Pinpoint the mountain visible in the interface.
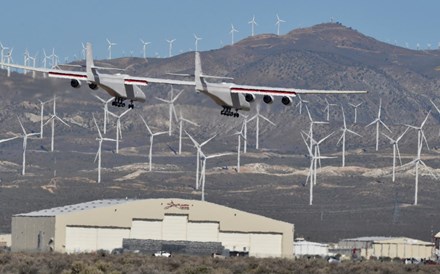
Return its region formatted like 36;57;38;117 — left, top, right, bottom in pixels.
1;23;440;242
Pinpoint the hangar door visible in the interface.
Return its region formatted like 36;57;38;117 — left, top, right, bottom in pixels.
162;215;187;241
65;226;130;253
130;220;162;240
249;233;282;258
187;222;219;242
219;232;250;252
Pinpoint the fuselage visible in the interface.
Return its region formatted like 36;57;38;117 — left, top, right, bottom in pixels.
93;73;146;102
198;81;250;111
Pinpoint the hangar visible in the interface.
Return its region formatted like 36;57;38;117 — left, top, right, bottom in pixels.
12;198;294;258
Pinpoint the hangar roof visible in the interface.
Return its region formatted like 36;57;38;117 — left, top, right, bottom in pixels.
15;199;133;217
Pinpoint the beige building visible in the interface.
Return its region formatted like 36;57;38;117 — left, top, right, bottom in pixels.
12;198;294;258
339;237;434;259
0;234;11;247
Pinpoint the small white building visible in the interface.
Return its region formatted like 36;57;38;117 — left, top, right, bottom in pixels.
294;238;329;258
0;234;11;247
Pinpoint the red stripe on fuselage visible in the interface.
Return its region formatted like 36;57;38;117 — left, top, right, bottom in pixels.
48;72;87;78
125;79;148;85
230;87;296;95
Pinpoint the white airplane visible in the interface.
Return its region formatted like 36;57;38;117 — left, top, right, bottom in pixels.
186;52;367;117
1;43;366;115
0;43;191;109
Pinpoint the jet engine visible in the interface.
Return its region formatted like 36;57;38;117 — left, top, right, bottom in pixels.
70;79;81;88
281;96;293;106
88;83;98;90
263;95;274;104
245;93;256;102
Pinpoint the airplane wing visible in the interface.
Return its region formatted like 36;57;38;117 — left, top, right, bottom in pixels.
229;83;367;97
0;62;88;80
123;76;195;87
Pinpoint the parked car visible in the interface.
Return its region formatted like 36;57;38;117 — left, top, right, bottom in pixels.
404;258;420;265
153;251;171;257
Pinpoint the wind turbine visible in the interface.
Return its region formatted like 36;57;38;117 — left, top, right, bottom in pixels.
337;106;362;167
366;99;391;151
81;42;87;59
242;114;249;153
140;39;151;59
166;39;176;57
16;117;40;175
44;95;70;152
106;38;116;59
275;14;286;35
93;95;113;134
234;122;246;172
305;105;328;150
230;24;238;45
248;15;258;36
93;115;117;183
199;151;233;201
155;88;183;136
405;111;431;154
107;109;131;154
301;132;335;205
323;98;337;121
0;42;8;69
28;53;37;78
185;131;217;190
194;34;202;52
248;104;276;150
348;102;363;124
49;48;59;68
296;94;309;115
139;115;168;172
23;49;30;75
382;127;409;182
6;48;13;77
430;99;440;136
177;110;198;155
38;97;54;139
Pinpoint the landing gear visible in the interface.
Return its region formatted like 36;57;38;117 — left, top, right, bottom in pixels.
220;107;239;118
112;97;134;109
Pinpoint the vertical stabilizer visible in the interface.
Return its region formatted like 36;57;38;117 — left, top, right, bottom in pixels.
86;42;95;81
195;52;203;91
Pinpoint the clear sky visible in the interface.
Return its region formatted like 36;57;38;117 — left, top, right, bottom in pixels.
1;0;439;64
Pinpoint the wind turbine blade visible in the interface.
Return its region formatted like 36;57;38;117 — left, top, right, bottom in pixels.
206;152;234;159
430;99;440;114
93;94;106;103
55;116;70;127
93;115;102;138
201;134;217;147
17;117;26;134
346;129;362;137
379;120;392;132
421;130;430;150
336;133;344;146
0;136;18;144
139;115;152;135
94;148;100;163
120;108;131;117
172;89;184;102
260;115;276;126
396;127;410;142
365;119;379;128
420;111;431;128
155;97;170;104
181;118;199;127
184;130;199;147
107;110;118;118
396;144;403;166
381;132;394;143
154;131;169;136
419;160;437;179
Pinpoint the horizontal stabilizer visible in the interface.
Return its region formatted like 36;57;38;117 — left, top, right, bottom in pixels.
200;74;234;80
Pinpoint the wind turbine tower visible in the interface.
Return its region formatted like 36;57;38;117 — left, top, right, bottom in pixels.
155;88;183;136
140;39;151;59
323;98;337;121
106;38;116;59
186;131;217;190
199;151;233;201
275;14;286;35
382;127;409;182
93;115;117;183
45;96;70;152
38;98;54;139
166;39;176;57
194;34;202;52
17;117;40;175
337;106;361;167
248;15;258;36
107;109;131;154
349;102;363;124
366;99;391;151
139;115;168;172
177;110;198;155
248;104;276;150
230;24;238;45
93;95;113;134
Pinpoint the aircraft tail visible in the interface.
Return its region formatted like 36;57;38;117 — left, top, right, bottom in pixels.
195;52;203;91
86;42;95;81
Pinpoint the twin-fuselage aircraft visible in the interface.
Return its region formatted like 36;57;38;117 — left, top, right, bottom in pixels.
0;43;366;116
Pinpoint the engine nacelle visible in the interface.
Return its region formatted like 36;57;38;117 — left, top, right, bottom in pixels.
263;95;274;104
70;79;81;88
245;93;256;102
88;82;98;90
281;96;293;106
